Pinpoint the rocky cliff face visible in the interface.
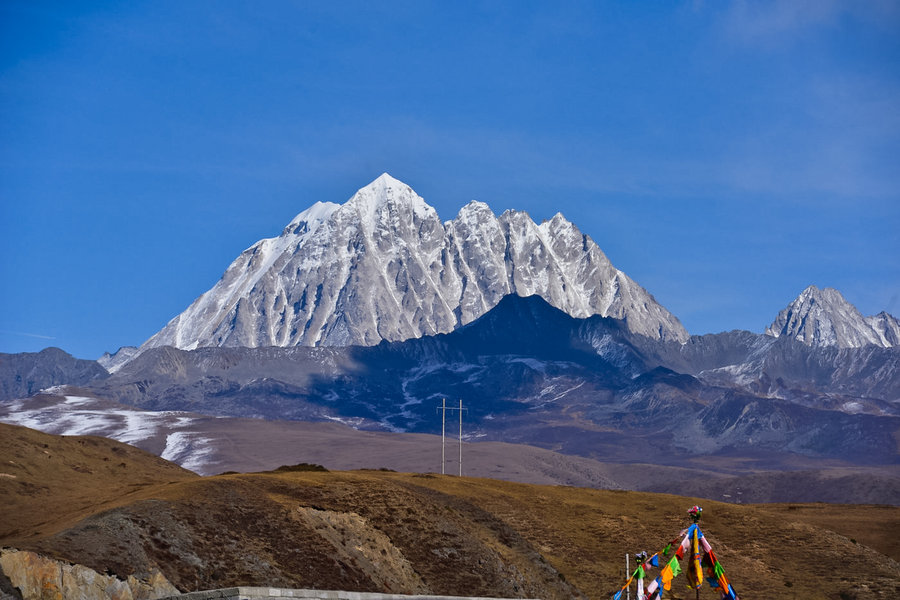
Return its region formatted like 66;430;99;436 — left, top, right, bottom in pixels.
0;549;178;600
139;174;687;358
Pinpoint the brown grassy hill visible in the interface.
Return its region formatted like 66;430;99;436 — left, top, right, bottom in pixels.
2;424;899;599
0;423;196;544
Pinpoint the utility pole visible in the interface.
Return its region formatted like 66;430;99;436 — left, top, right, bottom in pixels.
436;399;467;476
458;398;463;477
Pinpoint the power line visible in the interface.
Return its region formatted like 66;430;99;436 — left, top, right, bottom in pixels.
436;398;467;476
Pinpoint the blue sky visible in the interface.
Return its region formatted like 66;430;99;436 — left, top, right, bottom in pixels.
2;1;899;359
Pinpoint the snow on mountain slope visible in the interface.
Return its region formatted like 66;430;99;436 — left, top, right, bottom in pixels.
867;311;900;347
0;392;216;473
140;173;688;354
766;285;898;348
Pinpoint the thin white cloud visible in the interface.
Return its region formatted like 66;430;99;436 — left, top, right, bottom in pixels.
0;330;56;340
725;0;841;43
722;0;900;46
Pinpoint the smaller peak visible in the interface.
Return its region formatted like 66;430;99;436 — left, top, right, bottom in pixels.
795;285;850;306
457;200;494;217
544;212;576;228
284;201;340;235
498;208;531;220
447;200;496;229
463;199;491;209
293;201;340;223
777;285;856;317
766;285;879;348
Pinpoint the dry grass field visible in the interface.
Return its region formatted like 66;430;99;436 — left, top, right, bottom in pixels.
1;423;898;599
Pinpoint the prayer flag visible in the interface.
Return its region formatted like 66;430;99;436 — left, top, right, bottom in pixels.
646;576;659;597
661;565;673;590
668;556;682;578
714;561;725;579
688;525;703;588
651;577;663;598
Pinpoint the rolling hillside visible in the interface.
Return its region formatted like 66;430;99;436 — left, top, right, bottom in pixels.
2;424;898;599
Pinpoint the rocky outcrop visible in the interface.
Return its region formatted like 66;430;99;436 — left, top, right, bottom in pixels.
0;549;178;600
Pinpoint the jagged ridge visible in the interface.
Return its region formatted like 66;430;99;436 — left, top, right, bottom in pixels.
140;174;688;355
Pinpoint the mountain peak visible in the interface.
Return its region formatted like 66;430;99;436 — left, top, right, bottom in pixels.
357;172;416;198
371;172;406;188
766;285;895;348
454;200;495;225
345;173;434;223
138;175;689;355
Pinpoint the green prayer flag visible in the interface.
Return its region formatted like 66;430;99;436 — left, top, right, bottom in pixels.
662;543;672;556
636;565;645;579
668;556;682;578
714;561;725;578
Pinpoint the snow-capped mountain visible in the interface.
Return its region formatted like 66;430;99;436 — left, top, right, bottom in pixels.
140;174;688;355
766;285;900;348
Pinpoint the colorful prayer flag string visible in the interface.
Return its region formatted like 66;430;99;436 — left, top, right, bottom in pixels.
609;511;740;600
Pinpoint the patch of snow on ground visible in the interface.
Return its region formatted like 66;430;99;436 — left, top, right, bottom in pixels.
322;415;368;429
841;401;864;414
161;431;217;473
0;396;216;474
39;385;67;395
63;396;95;406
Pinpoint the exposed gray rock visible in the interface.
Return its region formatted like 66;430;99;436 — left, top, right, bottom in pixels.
0;347;108;401
766;285;899;348
139;174;688;358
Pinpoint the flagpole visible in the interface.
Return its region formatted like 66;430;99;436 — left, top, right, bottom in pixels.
625;553;630;600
